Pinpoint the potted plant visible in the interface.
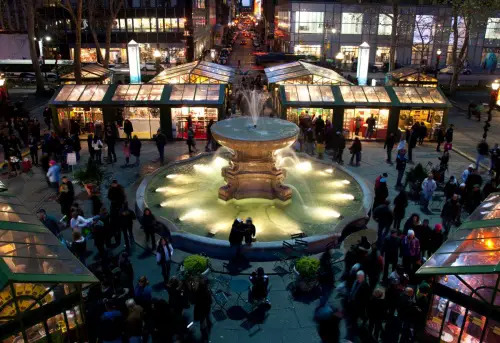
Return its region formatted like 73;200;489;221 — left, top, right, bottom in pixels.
405;163;428;200
293;256;320;292
74;160;104;196
183;254;210;276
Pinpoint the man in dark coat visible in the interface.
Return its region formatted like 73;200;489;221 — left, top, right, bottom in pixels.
229;218;245;259
154;129;167;165
445;124;454;143
373;200;393;249
346;270;371;341
382;230;400;282
337;132;346;164
105;122;117;163
108;180;126;230
384;132;396;164
408;128;418;163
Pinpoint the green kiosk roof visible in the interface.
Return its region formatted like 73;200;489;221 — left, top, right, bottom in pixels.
0;194;98;288
49;83;226;108
280;85;452;108
417;193;500;276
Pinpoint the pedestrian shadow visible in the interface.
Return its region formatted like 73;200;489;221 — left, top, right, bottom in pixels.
226;305;247;320
225;258;251;274
152;281;165;292
286;282;321;304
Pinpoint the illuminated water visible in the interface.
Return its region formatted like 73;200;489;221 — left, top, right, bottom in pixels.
146;152;364;241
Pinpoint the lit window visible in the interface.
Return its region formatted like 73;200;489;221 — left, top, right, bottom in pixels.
294;45;321;58
375;47;391;63
341;13;363;35
485;18;500;39
294;12;324;34
413;15;435;44
378;14;392;36
278;11;290;31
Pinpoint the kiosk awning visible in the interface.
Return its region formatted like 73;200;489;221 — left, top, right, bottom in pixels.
265;61;352;85
149;61;235;84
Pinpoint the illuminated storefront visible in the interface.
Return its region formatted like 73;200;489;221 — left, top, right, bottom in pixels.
265;61;352;86
0;194;98;343
416;192;500;343
386;67;438;87
279;85;450;140
49;83;226;140
71;47;127;64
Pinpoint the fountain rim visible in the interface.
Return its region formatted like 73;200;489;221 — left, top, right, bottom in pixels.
210;116;300;143
136;152;373;261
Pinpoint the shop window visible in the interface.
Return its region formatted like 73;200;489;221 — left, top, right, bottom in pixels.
425;295;447;340
375;47;390;63
485;18;500;39
119;107;160;139
293;45;321;58
398;109;442;139
378;14;392;36
286;108;332;126
343;108;389;140
341;13;363;35
442;301;466;343
58;107;104;138
294;12;324;34
171;107;218;139
278;11;290;31
483;319;500;342
340;46;359;63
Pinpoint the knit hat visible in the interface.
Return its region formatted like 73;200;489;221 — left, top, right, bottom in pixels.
434;223;443;232
49;160;56;166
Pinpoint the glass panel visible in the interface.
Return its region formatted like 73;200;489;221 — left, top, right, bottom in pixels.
195;85;208;101
0;242;69;258
0;230;60;245
207;85;220;101
442;302;465;343
0;285;13;309
462;311;485;342
296;85;310;102
319;86;334;101
429;88;445;104
136;85;152;101
182;85;196;101
125;85;141;101
426;251;499;268
149;85;164;101
374;87;391;102
405;87;423;103
170;85;185;100
308;86;322;102
340;86;355;102
363;87;380;102
393;87;412;103
352;86;368;102
46;313;67;338
285;85;298;102
483;319;500;343
55;85;75;102
425;295;446;340
3;256;86;275
91;85;108;101
0;212;39;224
415;87;435;104
67;85;86;102
112;85;129;101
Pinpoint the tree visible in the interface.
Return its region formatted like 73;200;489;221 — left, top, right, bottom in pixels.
412;14;436;66
20;0;45;95
443;0;499;95
87;0;124;68
61;0;83;84
388;0;399;71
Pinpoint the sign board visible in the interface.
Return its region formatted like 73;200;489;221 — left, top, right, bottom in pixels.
67;152;77;166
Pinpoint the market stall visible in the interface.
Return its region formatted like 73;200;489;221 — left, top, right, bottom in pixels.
49;83;227;140
149;61;235;84
385;67;438;87
279;85;451;140
59;64;112;85
416;192;500;343
0;194;99;343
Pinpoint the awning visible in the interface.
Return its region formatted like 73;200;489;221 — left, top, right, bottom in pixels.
60;64;111;82
149;61;235;84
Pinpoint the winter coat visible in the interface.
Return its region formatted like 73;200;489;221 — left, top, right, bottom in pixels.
130;139;142;156
393;192;408;220
400;236;420;258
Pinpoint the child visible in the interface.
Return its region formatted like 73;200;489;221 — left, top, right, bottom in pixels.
123;140;130;166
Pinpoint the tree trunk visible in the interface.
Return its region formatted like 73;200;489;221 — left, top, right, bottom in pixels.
89;22;104;64
389;1;399;71
5;1;13;31
104;21;113;68
13;0;20;31
24;0;45;94
74;0;83;84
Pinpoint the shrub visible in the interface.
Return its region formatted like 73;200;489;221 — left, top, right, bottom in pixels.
295;256;320;280
183;255;209;275
405;163;428;185
74;160;104;186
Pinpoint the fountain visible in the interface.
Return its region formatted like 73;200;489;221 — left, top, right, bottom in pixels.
211;117;299;201
137;89;371;260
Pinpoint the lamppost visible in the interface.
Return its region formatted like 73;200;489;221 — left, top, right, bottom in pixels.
335;52;344;70
322;20;337;63
357;42;370;86
153;49;162;75
36;36;52;59
488;79;499;121
435;48;442;78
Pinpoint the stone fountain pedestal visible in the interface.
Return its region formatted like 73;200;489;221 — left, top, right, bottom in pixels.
211;117;299;201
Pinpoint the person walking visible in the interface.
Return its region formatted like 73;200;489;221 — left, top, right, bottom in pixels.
156;237;174;285
27;134;39;166
46;160;61;191
367;288;387;341
346;270;370;341
87;134;95;161
382;230;400;283
441;194;461;237
436;126;445;152
408;127;418;163
414;218;432;259
99;300;124;343
349;137;362;166
194;278;213;342
43;107;52;130
71;133;81;162
403;213;420;235
445;124;454;143
205;119;215;152
444;176;458;200
141;208;157;250
337;131;346;164
107;179;126;228
418;122;427;145
119;203;136;250
400;230;421;279
187;126;197;154
124;119;134;141
429;224;445;255
393;190;408;231
365;115;376;139
92;135;103;164
318;249;335;307
124;299;144;343
354;116;362;136
421;173;437;213
384;132;395;164
104;123;117;163
130;135;142;166
373;176;389;210
305;127;315;155
395;149;408;189
154;129;167;165
37;209;61;238
69;230;87;265
244;217;256;245
476;139;489;170
229;218;244;259
122;140;130;166
373;200;393;248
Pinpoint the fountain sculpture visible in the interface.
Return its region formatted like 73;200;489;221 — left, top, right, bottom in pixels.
211;117;299;201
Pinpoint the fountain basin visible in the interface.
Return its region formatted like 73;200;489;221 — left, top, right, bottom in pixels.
211;117;300;201
136;153;372;260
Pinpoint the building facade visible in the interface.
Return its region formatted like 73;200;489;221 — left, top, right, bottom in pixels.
27;0;220;64
274;0;500;69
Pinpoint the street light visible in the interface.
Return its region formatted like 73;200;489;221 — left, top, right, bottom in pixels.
0;74;5;87
435;48;442;77
45;36;51;42
335;51;344;69
153;49;162;74
331;28;337;34
492;80;500;91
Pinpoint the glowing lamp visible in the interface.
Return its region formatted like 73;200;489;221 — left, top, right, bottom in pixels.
335;52;344;60
153;49;161;58
492;80;500;91
357;42;370;86
127;40;141;84
436;49;442;56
